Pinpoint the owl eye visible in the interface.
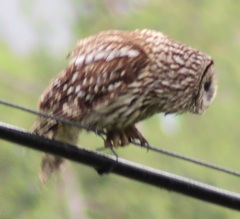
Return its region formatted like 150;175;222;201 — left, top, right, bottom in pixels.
204;81;211;92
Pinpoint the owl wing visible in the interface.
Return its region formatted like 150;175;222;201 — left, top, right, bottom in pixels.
38;35;150;124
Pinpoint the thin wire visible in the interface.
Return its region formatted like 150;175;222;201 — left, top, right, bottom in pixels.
131;141;240;177
1;99;240;178
0;99;104;134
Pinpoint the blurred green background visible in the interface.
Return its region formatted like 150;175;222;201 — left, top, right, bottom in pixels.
0;0;240;218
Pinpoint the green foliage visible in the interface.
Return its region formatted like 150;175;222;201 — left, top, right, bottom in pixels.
1;0;240;218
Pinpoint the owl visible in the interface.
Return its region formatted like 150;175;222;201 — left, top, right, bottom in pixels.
31;29;217;181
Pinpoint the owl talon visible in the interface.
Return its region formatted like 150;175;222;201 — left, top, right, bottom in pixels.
105;130;130;147
113;133;121;147
120;132;130;146
124;126;149;148
105;126;149;148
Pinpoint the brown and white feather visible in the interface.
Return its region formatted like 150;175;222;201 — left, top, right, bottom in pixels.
32;29;217;181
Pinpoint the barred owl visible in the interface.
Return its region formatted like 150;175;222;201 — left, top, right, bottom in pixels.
32;29;217;181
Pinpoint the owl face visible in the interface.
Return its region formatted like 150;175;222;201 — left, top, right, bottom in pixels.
191;60;217;114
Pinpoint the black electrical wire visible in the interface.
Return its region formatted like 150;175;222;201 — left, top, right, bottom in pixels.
1;99;240;178
0;122;240;211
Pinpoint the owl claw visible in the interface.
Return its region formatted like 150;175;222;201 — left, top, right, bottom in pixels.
105;126;149;149
121;132;129;146
105;130;130;148
113;133;121;147
125;126;149;149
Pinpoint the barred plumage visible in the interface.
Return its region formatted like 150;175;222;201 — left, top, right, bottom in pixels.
32;29;217;181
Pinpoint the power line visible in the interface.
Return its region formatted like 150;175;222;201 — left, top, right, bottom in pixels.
0;99;100;133
1;99;240;178
132;141;240;177
0;122;240;211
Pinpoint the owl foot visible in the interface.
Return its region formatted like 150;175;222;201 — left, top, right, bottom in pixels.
105;126;149;148
124;126;149;148
105;129;129;147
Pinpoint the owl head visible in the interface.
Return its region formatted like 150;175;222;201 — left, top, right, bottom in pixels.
191;60;217;114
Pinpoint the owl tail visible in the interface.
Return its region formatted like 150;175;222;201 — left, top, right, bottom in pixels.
31;117;80;183
40;153;64;183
